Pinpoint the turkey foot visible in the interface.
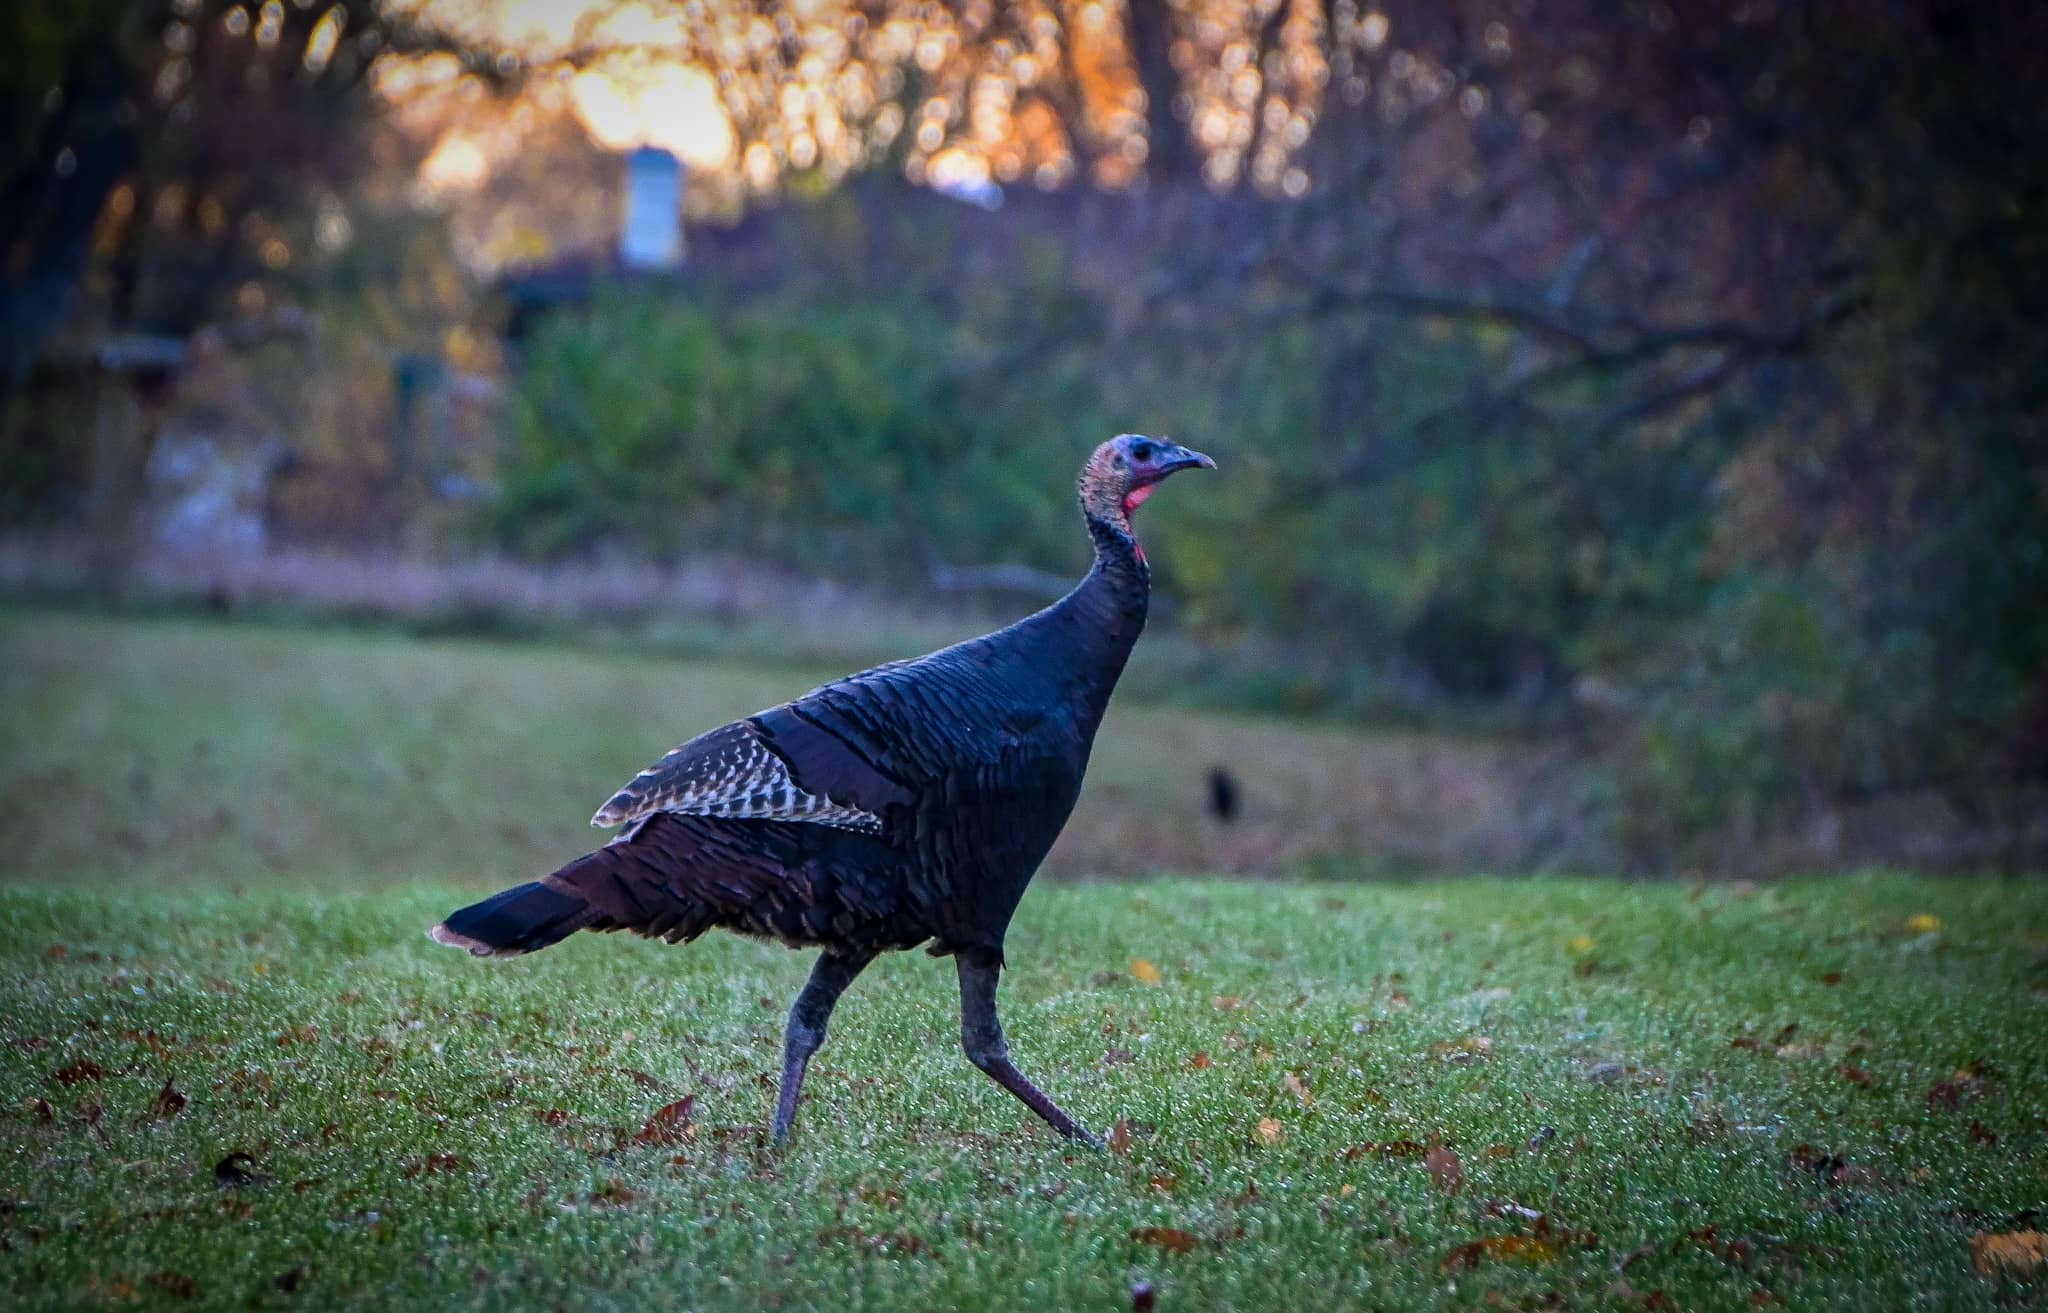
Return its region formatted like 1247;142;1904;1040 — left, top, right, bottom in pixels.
958;957;1106;1150
772;951;871;1142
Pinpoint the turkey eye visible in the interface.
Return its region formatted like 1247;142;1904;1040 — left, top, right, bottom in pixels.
1130;440;1156;462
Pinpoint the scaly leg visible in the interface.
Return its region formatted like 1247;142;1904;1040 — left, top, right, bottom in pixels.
773;951;871;1142
957;956;1104;1149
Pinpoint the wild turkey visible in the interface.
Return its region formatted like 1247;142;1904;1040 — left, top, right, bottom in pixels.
432;435;1214;1146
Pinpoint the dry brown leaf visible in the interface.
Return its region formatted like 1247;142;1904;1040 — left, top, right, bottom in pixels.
151;1077;187;1117
1970;1230;2046;1275
1283;1070;1313;1107
1255;1117;1284;1147
1131;1226;1200;1254
590;1179;638;1206
1440;1234;1559;1270
146;1271;199;1299
1130;958;1163;986
1186;1051;1213;1071
1107;1117;1133;1154
1425;1145;1464;1193
633;1095;695;1146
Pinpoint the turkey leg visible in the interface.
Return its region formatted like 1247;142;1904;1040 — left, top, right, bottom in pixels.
957;957;1105;1149
773;951;871;1141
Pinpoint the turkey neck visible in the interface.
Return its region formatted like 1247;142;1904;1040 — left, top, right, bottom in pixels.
1045;508;1150;714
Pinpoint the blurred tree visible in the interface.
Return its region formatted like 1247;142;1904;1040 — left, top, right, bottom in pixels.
3;0;2040;864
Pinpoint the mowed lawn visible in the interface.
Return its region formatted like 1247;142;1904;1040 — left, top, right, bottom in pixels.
2;880;2045;1311
1;609;2045;1311
0;609;1538;885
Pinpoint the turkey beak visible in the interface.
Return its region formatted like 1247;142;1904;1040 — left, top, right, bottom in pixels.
1160;445;1216;475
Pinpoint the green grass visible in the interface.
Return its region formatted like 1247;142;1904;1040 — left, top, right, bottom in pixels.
3;610;2045;1309
0;608;1536;884
2;878;2044;1311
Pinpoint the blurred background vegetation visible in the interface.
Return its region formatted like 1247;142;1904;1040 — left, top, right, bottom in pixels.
2;0;2042;875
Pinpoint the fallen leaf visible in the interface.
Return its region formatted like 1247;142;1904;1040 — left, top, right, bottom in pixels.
1838;1063;1874;1087
1187;1051;1213;1071
1130;958;1163;986
1820;971;1844;986
1108;1117;1133;1154
1566;935;1595;955
1968;1120;1999;1146
590;1179;637;1206
147;1271;199;1299
1970;1231;2046;1276
51;1060;104;1086
1425;1146;1464;1194
536;1108;569;1126
1131;1226;1200;1254
1440;1234;1558;1270
619;1068;664;1090
152;1077;187;1118
1284;1070;1313;1107
402;1152;465;1177
1255;1117;1284;1147
1904;913;1943;935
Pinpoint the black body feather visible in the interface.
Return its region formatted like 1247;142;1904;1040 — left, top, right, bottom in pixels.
432;435;1212;1145
436;494;1151;966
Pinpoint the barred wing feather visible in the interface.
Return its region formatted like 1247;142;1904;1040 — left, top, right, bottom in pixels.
590;711;914;835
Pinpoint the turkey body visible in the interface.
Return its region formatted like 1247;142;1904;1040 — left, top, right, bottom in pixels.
556;574;1140;964
433;434;1212;1145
